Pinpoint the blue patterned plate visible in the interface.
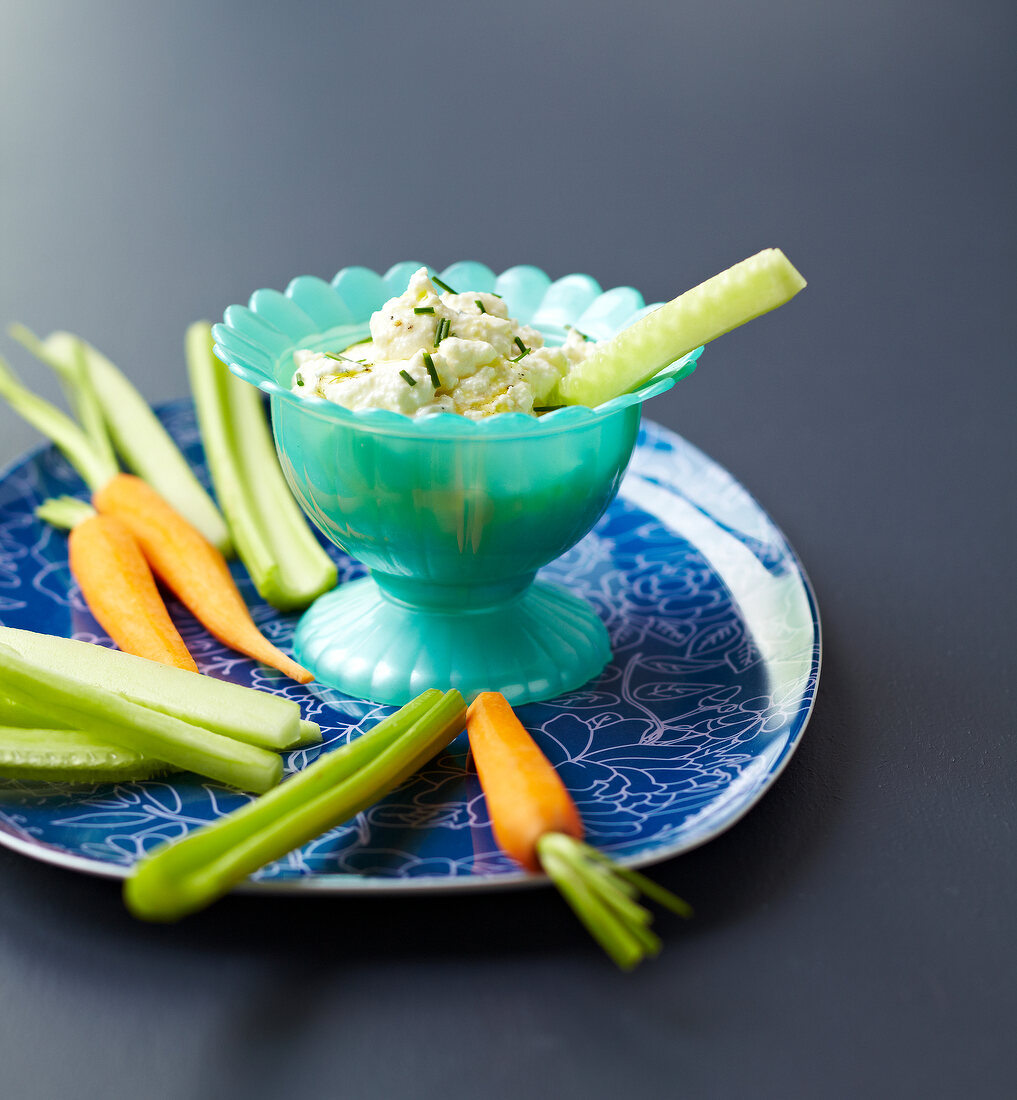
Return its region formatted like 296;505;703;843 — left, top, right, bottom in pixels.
0;404;820;893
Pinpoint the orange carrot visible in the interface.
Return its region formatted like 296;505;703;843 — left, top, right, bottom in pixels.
466;692;691;970
466;691;582;870
93;474;312;684
68;512;199;672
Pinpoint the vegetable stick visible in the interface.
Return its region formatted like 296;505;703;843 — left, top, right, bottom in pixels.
0;641;283;793
0;660;317;781
7;325;119;477
0;726;169;783
467;692;691;969
93;474;312;684
186;321;336;611
0;627;305;750
0;353;117;492
10;325;232;554
465;691;582;871
125;689;465;920
295;720;323;747
559;248;806;408
36;496;198;672
0;677;171;782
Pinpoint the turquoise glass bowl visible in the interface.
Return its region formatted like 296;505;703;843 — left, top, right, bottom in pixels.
212;261;700;705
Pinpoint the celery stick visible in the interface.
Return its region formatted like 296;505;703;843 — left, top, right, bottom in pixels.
0;627;303;750
559;248;807;408
125;689;465;920
8;325;119;476
35;495;95;529
36;331;232;555
295;719;323;747
0;641;282;793
0;355;117;492
0;726;169;783
186;322;336;611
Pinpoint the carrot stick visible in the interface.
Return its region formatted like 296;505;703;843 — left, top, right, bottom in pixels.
93;473;312;684
74;516;198;672
36;497;197;671
466;691;582;871
466;692;691;969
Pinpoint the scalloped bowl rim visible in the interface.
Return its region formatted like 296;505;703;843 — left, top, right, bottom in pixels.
212;262;702;440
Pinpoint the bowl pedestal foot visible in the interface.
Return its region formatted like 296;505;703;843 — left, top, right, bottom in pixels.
293;573;611;706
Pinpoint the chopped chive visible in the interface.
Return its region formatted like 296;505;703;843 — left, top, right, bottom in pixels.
431;275;457;295
413;306;435;315
399;369;417;386
323;352;362;365
296;378;305;386
422;351;441;389
533;404;564;413
474;299;486;314
434;317;452;347
489;292;502;298
513;336;528;355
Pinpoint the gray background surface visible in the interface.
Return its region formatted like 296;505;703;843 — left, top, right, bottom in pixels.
1;1;1015;1098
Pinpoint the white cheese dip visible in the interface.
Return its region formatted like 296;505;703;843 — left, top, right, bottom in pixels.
291;267;594;418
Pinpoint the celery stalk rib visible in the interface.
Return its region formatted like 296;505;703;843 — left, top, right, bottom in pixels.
125;689;465;920
39;332;232;555
185;322;336;611
0;641;282;793
0;355;117;492
225;350;337;606
7;325;119;476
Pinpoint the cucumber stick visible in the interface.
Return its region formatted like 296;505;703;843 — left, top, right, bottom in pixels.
0;689;169;783
35;331;232;555
0;641;282;793
296;720;323;747
0;706;318;781
559;248;807;408
0;726;169;783
125;689;466;920
0;627;307;751
185;322;336;611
